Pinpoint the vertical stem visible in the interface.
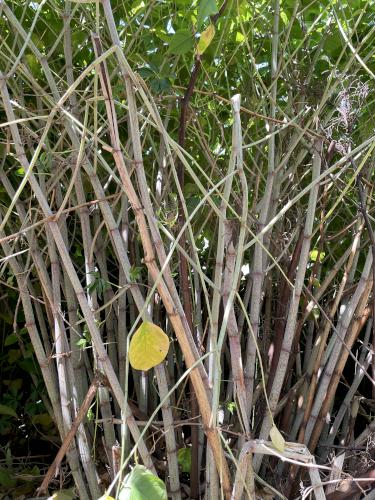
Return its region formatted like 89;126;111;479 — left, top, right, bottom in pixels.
255;139;322;471
245;0;280;415
0;73;155;473
91;30;231;496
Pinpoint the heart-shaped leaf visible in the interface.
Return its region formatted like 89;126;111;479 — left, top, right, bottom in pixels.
129;322;169;371
168;30;194;55
119;465;167;500
197;0;218;29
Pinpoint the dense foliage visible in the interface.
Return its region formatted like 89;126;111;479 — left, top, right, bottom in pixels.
0;0;374;498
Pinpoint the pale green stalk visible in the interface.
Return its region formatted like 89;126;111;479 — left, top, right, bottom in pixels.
91;32;181;495
0;74;155;472
206;86;241;498
245;0;279;414
255;139;322;470
102;4;211;394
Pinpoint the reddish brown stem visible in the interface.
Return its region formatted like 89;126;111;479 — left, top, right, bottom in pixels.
176;4;228;496
177;69;200;494
308;306;371;454
267;227;304;392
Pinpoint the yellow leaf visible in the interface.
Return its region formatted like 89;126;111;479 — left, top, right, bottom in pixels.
196;24;215;56
129;322;169;371
236;32;245;43
97;496;115;500
270;425;285;452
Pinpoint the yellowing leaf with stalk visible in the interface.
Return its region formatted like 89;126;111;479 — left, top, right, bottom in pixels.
196;24;215;56
129;322;169;371
270;424;285;452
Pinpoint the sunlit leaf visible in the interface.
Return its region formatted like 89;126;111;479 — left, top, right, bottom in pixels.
196;24;215;55
309;249;325;262
236;31;245;43
226;401;236;414
280;11;289;25
129;322;169;371
119;465;167;500
270;425;285;452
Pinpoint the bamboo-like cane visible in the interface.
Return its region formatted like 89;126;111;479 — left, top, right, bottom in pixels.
245;0;280;416
0;73;155;473
91;32;181;500
206;87;240;497
222;242;250;437
308;285;372;453
304;250;373;446
255;139;322;471
326;318;373;448
90;27;232;496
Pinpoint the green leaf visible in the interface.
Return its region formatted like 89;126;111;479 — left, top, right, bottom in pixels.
32;413;53;427
0;404;17;418
87;407;95;421
309;305;320;321
119;465;167;500
0;312;13;324
197;0;218;29
15;167;25;177
312;277;321;288
24;53;40;77
0;468;16;488
168;30;194;55
280;11;289;25
129;322;169;371
4;333;18;346
129;265;143;282
19;358;36;373
196;24;215;55
270;424;285;452
226;401;236;415
76;338;87;348
236;31;245;43
7;349;21;364
309;249;318;261
3;379;23;391
29;465;40;476
178;448;192;473
150;77;171;93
